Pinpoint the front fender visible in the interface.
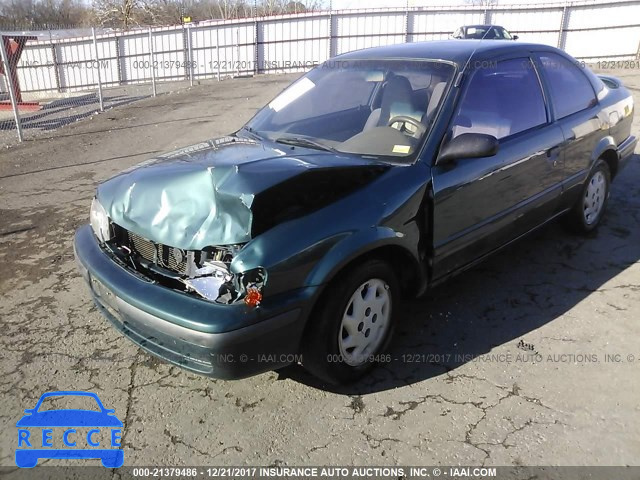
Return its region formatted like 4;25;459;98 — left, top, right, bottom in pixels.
304;226;421;288
232;162;430;297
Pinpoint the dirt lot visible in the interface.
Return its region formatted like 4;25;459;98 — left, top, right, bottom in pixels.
0;70;639;469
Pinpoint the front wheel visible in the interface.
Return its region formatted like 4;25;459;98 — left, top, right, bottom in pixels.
302;259;399;385
566;160;611;233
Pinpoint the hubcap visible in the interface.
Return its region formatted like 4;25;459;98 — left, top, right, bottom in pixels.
583;171;606;225
338;278;391;367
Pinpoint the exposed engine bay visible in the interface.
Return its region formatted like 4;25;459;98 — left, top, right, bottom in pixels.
104;224;266;306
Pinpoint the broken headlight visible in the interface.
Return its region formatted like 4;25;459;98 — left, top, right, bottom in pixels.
179;247;267;306
90;197;112;243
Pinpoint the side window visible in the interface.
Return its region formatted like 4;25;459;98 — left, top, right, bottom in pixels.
538;53;597;119
451;58;547;140
493;27;511;39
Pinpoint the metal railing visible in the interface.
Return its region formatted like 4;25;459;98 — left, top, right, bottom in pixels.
1;0;640;145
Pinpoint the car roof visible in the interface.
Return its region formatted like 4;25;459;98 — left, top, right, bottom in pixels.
336;40;558;66
464;25;505;29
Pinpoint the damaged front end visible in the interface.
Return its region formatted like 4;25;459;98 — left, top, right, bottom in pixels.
97;212;266;307
88;136;390;308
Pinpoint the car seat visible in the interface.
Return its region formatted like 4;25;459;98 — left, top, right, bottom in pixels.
363;75;422;131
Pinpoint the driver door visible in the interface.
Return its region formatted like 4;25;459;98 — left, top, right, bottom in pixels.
431;57;565;280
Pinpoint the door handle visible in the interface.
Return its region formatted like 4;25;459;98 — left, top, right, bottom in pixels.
546;146;560;167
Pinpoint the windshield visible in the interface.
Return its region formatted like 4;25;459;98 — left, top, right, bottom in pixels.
246;59;455;160
466;26;512;39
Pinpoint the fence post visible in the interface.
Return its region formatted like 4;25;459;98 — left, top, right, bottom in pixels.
230;27;235;77
49;29;62;93
236;27;240;77
216;28;221;81
557;4;569;50
328;9;333;59
404;1;410;44
187;24;194;86
254;18;259;75
115;35;123;84
51;43;61;93
148;27;157;97
91;27;104;112
0;35;24;142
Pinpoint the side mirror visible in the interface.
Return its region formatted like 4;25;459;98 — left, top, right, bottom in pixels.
436;133;499;165
513;35;519;40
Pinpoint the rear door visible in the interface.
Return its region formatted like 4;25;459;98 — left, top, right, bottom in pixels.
431;57;565;279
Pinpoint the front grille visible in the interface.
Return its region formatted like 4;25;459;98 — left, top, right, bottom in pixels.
128;231;156;262
126;230;188;275
111;224;240;279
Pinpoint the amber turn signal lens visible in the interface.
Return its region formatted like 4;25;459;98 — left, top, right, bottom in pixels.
244;287;262;307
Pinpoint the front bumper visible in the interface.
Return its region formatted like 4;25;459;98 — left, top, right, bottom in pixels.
74;225;317;379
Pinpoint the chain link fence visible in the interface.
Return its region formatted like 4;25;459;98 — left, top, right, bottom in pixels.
0;27;190;147
2;0;640;147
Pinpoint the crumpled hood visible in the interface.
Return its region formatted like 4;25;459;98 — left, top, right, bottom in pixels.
97;135;388;250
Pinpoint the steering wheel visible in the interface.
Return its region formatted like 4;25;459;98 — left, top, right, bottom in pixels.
387;115;426;137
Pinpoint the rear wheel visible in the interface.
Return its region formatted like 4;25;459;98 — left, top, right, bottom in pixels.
566;160;611;233
302;259;399;385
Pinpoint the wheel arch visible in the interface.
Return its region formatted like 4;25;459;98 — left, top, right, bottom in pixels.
299;242;425;359
599;148;619;179
591;136;618;178
305;236;427;323
331;244;425;299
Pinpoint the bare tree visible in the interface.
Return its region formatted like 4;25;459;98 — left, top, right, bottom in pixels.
283;0;323;14
258;0;281;16
0;0;91;29
91;0;172;27
92;0;134;28
0;0;328;30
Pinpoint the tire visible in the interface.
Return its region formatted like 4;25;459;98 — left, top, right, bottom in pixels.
302;258;399;385
566;159;611;233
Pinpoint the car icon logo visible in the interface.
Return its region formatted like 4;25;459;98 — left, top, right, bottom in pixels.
15;391;124;468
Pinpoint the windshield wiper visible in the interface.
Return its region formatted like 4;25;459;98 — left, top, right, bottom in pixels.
275;136;335;152
240;125;263;141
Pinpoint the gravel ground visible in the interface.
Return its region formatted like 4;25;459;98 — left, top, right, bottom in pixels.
0;70;639;470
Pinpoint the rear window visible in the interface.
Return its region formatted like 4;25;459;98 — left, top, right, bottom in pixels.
538;53;598;119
